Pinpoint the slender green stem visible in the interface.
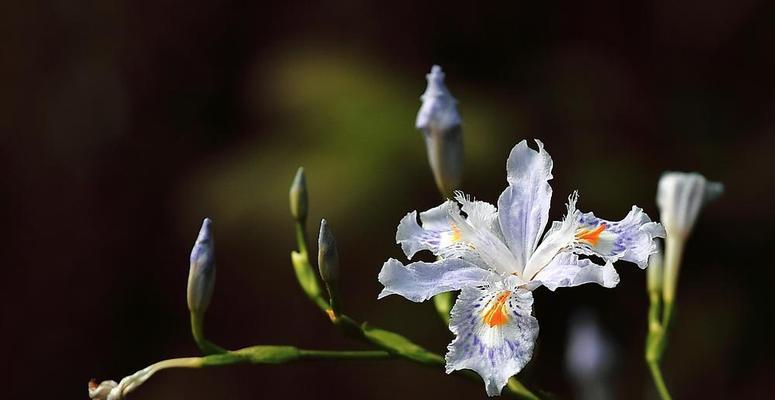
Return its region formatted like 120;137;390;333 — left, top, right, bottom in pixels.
295;223;308;256
98;347;393;398
646;276;672;399
662;236;685;305
190;311;227;355
661;301;674;333
297;349;392;360
648;292;661;331
648;361;672;400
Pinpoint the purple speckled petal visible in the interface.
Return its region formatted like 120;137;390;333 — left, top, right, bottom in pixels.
445;282;539;396
574;206;665;268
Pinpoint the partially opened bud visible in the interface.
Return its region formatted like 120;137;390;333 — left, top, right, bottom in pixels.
188;218;216;315
656;172;723;240
289;167;308;224
318;219;341;317
416;65;463;197
656;172;722;303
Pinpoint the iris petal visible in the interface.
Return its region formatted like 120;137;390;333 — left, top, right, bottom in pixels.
378;258;497;302
446;282;539;396
497;139;554;274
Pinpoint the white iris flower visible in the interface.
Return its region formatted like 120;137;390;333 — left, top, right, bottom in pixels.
378;140;665;396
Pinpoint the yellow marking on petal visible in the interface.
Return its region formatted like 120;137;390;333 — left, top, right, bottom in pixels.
325;308;337;322
482;290;511;328
450;223;462;243
576;224;606;246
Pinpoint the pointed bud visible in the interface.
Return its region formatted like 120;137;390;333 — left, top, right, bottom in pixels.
188;218;216;315
657;171;723;240
416;65;463;197
317;219;340;317
289;167;308;224
317;219;339;282
646;240;663;294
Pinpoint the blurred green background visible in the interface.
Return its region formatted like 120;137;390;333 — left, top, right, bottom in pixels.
1;1;774;399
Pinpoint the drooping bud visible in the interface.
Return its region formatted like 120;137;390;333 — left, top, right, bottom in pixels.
289;167;308;225
188;218;216;315
317;219;341;317
416;65;463;198
656;172;723;240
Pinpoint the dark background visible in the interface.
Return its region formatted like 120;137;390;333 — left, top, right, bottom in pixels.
2;1;774;399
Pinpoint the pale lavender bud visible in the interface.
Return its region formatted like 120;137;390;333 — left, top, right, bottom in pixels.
416;65;463;197
317;219;339;285
318;219;341;316
188;218;216;315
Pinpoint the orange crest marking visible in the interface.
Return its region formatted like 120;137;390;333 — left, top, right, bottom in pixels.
576;223;606;246
482;291;511;328
450;223;462;243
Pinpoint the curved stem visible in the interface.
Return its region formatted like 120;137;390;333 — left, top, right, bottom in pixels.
94;347;393;399
648;361;672;400
190;311;227;355
295;223;309;256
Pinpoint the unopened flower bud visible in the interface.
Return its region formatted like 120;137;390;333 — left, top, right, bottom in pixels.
416;65;463;197
318;219;341;316
317;219;339;282
188;218;216;315
657;172;723;240
289;167;308;224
